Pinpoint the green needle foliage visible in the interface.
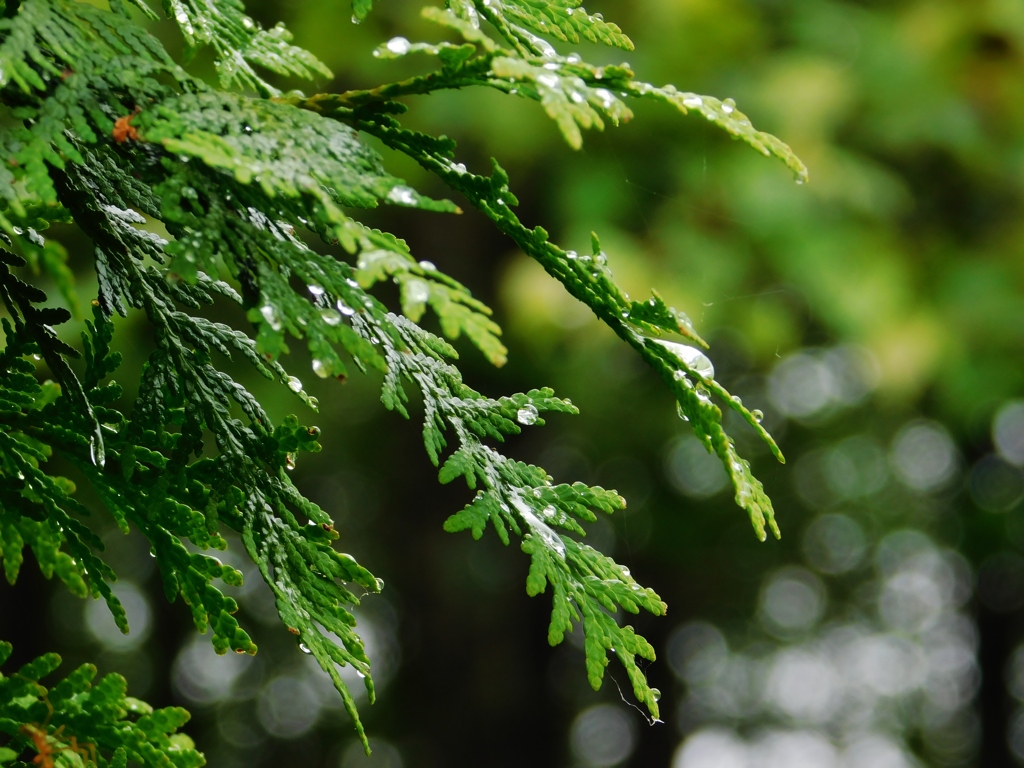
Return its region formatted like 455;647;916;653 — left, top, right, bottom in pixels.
0;640;203;768
0;0;805;760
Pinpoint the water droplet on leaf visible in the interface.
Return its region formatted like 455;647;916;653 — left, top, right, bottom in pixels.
511;495;566;558
90;436;105;468
517;405;539;425
260;304;282;331
406;279;429;304
654;340;715;380
386;185;417;206
695;384;712;405
320;308;342;326
386;36;411;55
676;401;689;422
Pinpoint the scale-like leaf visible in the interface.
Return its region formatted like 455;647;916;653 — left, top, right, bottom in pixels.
0;0;803;754
0;642;204;768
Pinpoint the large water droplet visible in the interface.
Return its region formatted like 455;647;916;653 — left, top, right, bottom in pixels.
287;376;303;393
654;340;715;380
312;359;331;378
375;577;385;591
260;304;282;331
751;409;764;423
386;36;411;55
337;300;355;317
90;435;106;468
517;404;539;425
320;308;342;326
387;185;417;206
406;279;429;304
595;88;615;108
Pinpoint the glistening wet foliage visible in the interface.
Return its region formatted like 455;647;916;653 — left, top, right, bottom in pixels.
3;1;1024;767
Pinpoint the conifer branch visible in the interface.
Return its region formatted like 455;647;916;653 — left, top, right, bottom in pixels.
0;0;807;757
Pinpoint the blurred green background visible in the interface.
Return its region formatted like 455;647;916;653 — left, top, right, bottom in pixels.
4;0;1024;766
